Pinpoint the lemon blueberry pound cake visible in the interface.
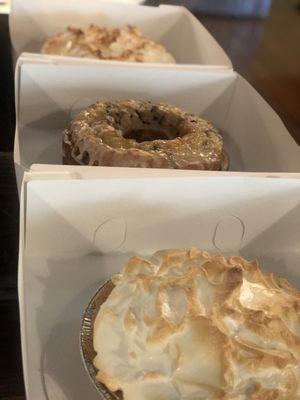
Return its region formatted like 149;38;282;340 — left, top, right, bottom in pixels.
63;100;229;170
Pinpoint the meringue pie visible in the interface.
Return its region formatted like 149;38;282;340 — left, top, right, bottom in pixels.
93;248;300;400
42;25;175;64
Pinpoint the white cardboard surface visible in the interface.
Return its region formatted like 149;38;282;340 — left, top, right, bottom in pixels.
14;61;300;191
19;174;300;399
9;0;231;69
29;164;300;180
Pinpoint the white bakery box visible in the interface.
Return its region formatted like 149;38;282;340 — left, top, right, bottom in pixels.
14;59;300;191
9;0;232;70
19;169;300;399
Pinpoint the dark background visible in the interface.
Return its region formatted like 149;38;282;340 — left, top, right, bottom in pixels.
0;0;300;398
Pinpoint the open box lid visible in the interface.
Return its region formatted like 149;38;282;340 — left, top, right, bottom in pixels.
19;172;300;399
28;164;300;180
13;61;300;192
20;171;300;258
16;159;300;197
9;0;232;70
20;172;300;257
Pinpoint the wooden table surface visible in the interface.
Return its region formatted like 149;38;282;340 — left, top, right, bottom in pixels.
0;1;299;398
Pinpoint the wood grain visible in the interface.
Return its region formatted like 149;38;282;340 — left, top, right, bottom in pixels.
199;0;300;143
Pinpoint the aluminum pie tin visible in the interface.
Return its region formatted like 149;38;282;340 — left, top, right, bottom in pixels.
80;280;123;400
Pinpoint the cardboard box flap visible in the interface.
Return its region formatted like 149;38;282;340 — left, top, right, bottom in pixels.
223;75;300;171
19;174;300;399
10;0;232;69
23;176;300;259
29;164;300;180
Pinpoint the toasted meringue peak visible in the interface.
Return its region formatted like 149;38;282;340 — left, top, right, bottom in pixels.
42;25;175;64
93;248;300;399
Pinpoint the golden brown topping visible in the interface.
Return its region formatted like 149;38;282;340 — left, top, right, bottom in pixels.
42;24;175;63
93;248;300;399
63;100;229;171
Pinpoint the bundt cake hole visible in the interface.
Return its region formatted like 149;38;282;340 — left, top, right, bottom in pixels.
123;128;178;143
82;151;90;164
